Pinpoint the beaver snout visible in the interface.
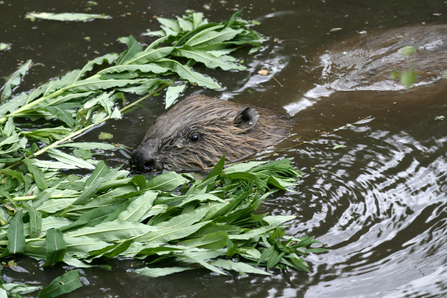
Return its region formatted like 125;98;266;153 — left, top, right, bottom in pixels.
130;148;157;172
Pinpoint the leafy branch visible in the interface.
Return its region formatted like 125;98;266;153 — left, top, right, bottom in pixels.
0;10;264;170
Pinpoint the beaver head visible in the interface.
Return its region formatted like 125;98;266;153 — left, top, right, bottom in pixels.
130;94;292;172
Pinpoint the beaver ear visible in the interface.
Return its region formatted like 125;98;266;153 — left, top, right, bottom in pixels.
233;107;258;130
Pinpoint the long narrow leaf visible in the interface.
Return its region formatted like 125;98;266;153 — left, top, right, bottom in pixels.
116;35;143;65
7;209;25;254
47;148;95;170
117;191;157;222
37;270;82;298
44;228;66;266
134;266;193;278
172;47;246;70
125;47;174;65
157;58;221;89
1;60;32;103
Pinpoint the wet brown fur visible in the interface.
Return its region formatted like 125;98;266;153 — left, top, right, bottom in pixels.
131;94;292;171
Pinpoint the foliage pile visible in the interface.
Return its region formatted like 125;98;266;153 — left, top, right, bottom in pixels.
0;10;325;297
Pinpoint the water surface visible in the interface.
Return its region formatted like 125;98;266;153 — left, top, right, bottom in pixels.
1;0;447;297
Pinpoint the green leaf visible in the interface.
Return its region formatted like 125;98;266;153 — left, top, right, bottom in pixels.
172;47;246;70
1;60;32;103
60;205;119;232
400;69;418;89
26;12;110;22
47;148;96;170
204;154;225;181
134;266;193;278
46;105;75;127
1;283;41;295
7;209;25;254
73;148;92;159
63;166;119;208
44;228;66;266
177;16;193;31
25;159;48;190
185;27;242;48
67;78;146;93
21;126;71;142
86;160;109;187
23;202;42;238
212;259;270;275
0;92;27;119
37;270;82;298
98;63;170;76
64;221;157;242
98;132;113;140
181;230;229;249
64;236;110;258
158;18;181;32
116;35;143;65
124;47;174;65
138;214;210;244
402;45;417;56
157;58;221;89
165;84;186;108
117;191;157;222
146;171;189;191
55;142;116;150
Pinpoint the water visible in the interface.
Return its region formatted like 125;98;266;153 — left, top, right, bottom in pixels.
1;0;447;297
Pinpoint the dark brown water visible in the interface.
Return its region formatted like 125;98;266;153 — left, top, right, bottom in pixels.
1;0;447;297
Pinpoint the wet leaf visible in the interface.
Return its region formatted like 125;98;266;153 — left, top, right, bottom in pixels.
402;45;417;56
158;58;221;89
333;144;345;149
26;12;110;22
401;69;418;89
165;84;186;108
46;105;75;127
25;159;48;190
1;60;32;103
172;47;246;71
73;148;92;159
116;35;143;65
134;266;193;278
7;209;25;254
55;142;116;150
117;191;157;222
146;171;189;191
37;270;82;298
212;259;270;275
23;202;42;238
47;148;95;170
44;228;67;266
98;132;113;140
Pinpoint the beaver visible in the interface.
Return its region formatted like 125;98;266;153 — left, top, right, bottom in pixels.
319;23;447;91
286;23;447;115
130;94;293;172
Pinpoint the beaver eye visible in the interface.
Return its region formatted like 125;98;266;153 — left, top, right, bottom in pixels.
190;133;200;142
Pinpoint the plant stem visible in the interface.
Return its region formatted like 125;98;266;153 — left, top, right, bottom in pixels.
1;194;70;203
121;82;171;114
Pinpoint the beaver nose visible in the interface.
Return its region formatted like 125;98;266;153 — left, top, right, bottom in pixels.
130;148;156;172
